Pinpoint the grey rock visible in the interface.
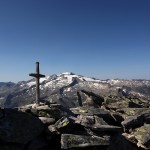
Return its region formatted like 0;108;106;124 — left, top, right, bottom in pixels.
116;108;149;116
70;107;116;125
61;134;110;149
0;109;44;144
133;124;150;149
38;117;55;125
75;115;95;127
54;117;72;129
75;115;121;132
91;124;122;132
122;115;144;130
70;107;110;116
77;91;83;106
123;124;150;149
122;110;150;130
81;90;104;107
47;117;73;134
48;124;58;134
94;115;108;125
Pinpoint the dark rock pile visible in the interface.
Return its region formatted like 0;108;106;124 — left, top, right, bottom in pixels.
0;90;149;150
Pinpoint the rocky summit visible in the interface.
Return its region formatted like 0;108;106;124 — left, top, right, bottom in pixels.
0;72;150;149
0;89;149;150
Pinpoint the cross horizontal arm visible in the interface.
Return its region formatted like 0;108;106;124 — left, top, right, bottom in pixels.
29;73;45;78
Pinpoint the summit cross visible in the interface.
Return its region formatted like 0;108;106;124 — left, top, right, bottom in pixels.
29;62;45;104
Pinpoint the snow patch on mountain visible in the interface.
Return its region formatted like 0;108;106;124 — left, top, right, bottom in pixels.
27;81;36;87
82;77;100;82
40;76;50;83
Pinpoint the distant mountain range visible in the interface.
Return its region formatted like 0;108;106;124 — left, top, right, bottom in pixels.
0;72;150;108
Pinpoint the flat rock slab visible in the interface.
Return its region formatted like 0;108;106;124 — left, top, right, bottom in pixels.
134;124;150;149
122;110;150;130
48;117;75;134
0;108;44;144
75;115;122;132
117;108;149;116
123;124;150;149
55;117;71;129
61;134;110;149
70;107;116;125
92;125;122;132
104;98;143;109
70;107;110;116
75;115;95;127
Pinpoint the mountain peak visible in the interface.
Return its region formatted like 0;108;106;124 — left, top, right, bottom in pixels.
60;72;75;75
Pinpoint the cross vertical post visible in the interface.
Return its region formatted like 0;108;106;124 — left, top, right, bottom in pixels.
29;62;45;104
36;62;40;104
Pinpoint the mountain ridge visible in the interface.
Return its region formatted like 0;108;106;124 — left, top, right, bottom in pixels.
0;72;150;108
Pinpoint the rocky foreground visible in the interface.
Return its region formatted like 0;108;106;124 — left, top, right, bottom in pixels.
0;91;150;150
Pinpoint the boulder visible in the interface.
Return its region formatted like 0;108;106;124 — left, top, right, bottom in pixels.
61;134;110;149
75;115;121;132
38;117;55;125
70;107;116;125
94;115;108;125
134;124;150;149
75;115;95;127
70;107;111;116
81;90;104;107
19;104;62;119
116;108;149;117
123;124;150;149
48;116;84;134
106;99;143;110
122;115;144;130
0;108;44;144
0;91;149;150
122;110;150;130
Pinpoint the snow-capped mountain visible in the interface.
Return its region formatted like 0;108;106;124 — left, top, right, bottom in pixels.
0;72;150;108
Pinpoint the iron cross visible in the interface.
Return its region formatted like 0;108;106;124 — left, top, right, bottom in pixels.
29;62;45;104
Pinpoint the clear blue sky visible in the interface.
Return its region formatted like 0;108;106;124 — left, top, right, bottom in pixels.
0;0;150;82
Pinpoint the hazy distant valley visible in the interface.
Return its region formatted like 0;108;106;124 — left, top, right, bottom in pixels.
0;72;150;108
